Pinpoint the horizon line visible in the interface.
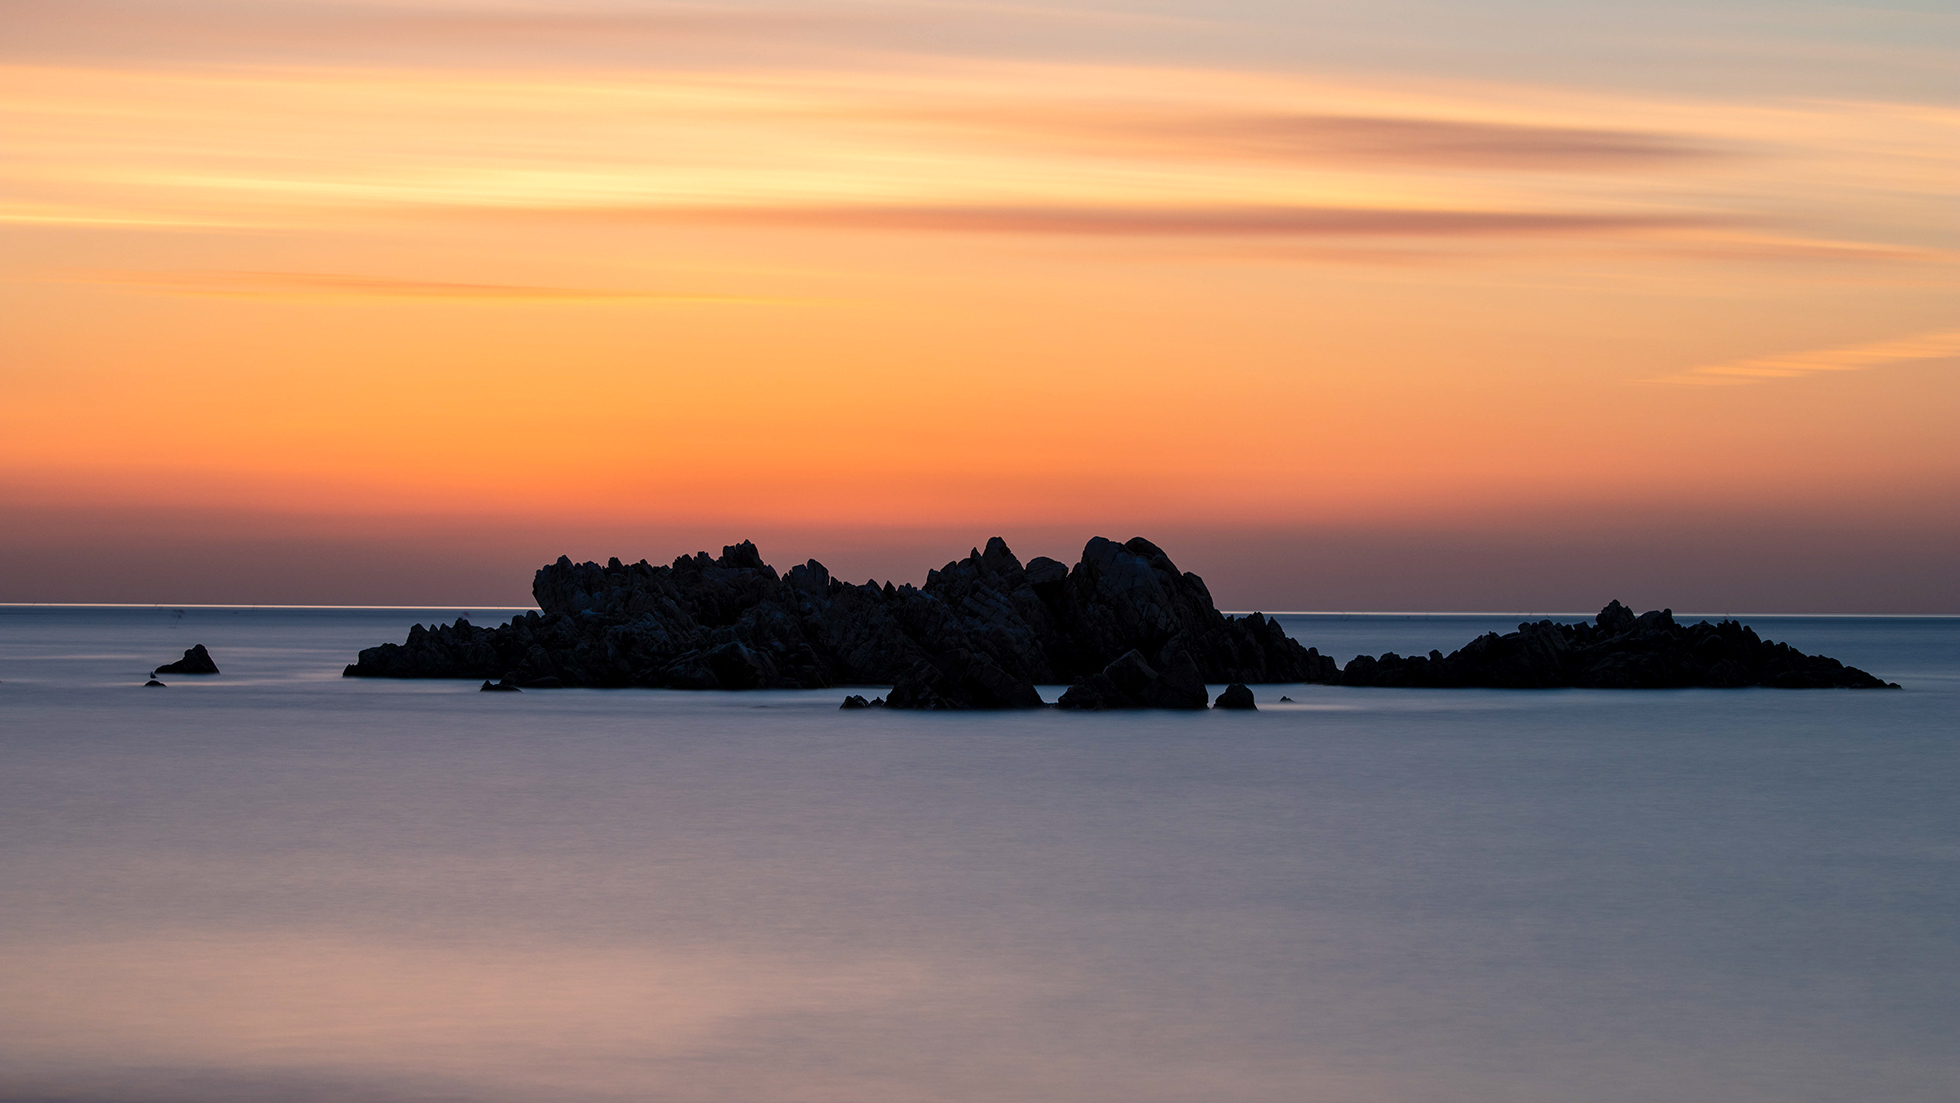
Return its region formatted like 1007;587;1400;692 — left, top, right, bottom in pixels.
2;603;1954;619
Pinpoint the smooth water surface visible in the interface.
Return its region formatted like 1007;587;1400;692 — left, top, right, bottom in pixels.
1;606;1955;1102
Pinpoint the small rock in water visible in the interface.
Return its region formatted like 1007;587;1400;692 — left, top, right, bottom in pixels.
1214;683;1257;710
154;644;219;675
1279;695;1294;702
480;679;521;692
840;694;871;709
1054;649;1208;710
144;677;167;688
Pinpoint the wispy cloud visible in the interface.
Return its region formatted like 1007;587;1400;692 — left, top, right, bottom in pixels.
903;108;1718;171
1;18;1949;269
1648;328;1960;386
0;0;880;64
529;204;1713;238
0;0;1191;70
77;270;786;303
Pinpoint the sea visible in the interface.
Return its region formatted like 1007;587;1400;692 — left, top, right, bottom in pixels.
1;606;1955;1103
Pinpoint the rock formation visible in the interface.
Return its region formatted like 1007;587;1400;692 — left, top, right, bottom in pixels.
343;545;1898;704
343;536;1337;704
1213;683;1257;710
1338;601;1898;689
154;644;219;675
886;649;1048;710
1054;649;1208;710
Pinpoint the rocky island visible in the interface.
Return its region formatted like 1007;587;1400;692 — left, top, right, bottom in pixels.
344;537;1335;704
342;537;1898;704
1339;601;1897;689
155;644;220;675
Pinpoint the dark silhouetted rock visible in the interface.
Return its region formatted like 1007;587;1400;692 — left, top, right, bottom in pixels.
840;694;873;709
144;677;166;687
886;649;1046;710
1278;695;1294;702
480;679;521;692
1336;602;1898;689
1596;600;1637;635
154;644;219;675
344;536;1341;708
1055;649;1208;710
1214;683;1256;710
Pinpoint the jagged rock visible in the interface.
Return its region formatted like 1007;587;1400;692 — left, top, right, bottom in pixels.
1214;683;1256;710
345;544;1892;700
344;536;1339;705
1596;599;1638;635
1337;602;1898;689
840;694;874;709
154;644;219;675
143;677;166;687
1054;649;1208;710
480;679;521;692
1278;695;1294;702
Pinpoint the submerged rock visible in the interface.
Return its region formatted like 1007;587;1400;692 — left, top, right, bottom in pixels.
1213;683;1256;710
1338;601;1898;690
1054;649;1208;710
154;644;219;675
887;649;1046;710
143;677;166;688
479;679;521;692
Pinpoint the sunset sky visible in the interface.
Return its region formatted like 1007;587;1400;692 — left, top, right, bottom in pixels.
3;0;1955;610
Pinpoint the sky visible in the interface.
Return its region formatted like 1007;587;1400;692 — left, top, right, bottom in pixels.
1;0;1955;610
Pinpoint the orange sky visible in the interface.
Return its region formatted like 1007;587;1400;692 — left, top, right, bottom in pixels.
2;0;1956;608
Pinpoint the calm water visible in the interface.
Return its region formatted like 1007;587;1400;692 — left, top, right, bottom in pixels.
1;606;1955;1103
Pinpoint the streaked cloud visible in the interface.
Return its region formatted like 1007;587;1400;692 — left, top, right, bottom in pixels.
903;108;1718;171
1;53;1946;265
546;203;1711;238
1648;329;1960;386
1631;231;1955;265
76;270;787;303
0;0;1193;70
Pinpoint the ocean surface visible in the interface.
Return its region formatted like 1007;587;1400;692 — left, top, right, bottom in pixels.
1;606;1955;1103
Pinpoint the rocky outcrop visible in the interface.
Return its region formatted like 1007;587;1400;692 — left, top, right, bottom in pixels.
1213;683;1257;710
343;536;1337;705
155;644;219;675
344;547;1898;703
1054;649;1208;710
886;649;1047;710
1339;601;1899;689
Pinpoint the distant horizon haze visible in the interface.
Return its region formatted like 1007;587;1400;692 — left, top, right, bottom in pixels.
3;499;1953;614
